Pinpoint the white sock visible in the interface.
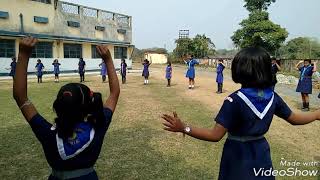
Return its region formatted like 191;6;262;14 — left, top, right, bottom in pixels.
192;85;194;88
189;85;192;88
144;80;147;84
147;80;149;84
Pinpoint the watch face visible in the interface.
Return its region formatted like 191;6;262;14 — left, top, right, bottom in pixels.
185;127;191;133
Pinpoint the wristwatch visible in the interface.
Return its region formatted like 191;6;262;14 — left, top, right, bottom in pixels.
184;126;191;134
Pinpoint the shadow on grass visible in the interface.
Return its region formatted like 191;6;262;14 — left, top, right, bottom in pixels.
98;124;215;180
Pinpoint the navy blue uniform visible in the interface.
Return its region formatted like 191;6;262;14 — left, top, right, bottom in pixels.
271;64;279;86
142;63;150;78
296;65;313;94
185;59;199;79
28;108;113;179
9;61;16;77
35;63;44;77
215;88;292;180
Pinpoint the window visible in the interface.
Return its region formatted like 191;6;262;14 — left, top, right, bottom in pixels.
31;0;51;4
95;26;105;31
31;42;53;58
64;44;82;58
91;45;100;59
0;39;15;58
67;21;80;28
0;11;9;19
34;16;49;24
114;46;127;59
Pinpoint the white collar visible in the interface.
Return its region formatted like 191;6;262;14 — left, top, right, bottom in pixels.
237;91;274;120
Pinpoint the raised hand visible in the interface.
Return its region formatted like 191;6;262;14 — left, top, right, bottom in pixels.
19;37;37;56
96;45;112;62
161;112;185;133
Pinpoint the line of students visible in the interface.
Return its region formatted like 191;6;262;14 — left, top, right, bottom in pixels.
6;57;128;84
12;37;320;180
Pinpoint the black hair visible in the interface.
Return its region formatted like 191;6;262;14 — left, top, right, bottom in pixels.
218;59;223;62
304;59;311;64
190;55;194;58
168;61;171;66
231;47;272;89
53;83;104;139
37;59;41;63
12;57;16;61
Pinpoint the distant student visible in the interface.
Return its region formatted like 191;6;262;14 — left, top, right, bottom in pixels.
6;57;16;78
78;58;86;82
271;57;281;90
162;47;320;180
99;60;107;83
295;60;316;111
142;59;151;85
120;58;127;84
52;59;61;83
13;37;120;180
166;62;172;87
35;59;44;83
185;55;199;89
216;59;225;94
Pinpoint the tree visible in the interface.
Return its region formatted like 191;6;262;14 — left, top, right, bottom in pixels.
173;34;215;59
232;0;288;54
193;34;215;58
173;38;194;58
244;0;276;11
278;37;320;59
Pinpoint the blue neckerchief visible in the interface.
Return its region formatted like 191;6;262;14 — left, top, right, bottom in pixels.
239;88;273;113
301;65;312;80
63;122;93;156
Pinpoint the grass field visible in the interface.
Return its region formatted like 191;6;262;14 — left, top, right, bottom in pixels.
0;64;319;180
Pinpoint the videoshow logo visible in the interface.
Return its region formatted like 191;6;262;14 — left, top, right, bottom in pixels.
253;157;319;177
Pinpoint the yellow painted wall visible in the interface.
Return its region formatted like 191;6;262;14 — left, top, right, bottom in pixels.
95;31;103;39
0;0;55;33
145;53;168;64
68;27;81;37
82;43;91;59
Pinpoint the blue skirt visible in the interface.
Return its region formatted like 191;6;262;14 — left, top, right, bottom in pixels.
142;70;149;78
121;70;127;77
218;138;274;180
216;73;223;83
9;70;15;77
296;78;312;94
166;72;172;79
37;71;43;77
186;68;195;79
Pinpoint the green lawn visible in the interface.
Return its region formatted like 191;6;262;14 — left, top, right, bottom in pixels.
0;72;319;180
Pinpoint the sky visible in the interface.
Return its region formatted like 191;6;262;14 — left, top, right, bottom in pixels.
64;0;320;51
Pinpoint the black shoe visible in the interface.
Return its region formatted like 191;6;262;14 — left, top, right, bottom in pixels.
302;108;310;112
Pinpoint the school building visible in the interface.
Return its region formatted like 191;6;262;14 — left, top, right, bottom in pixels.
0;0;133;75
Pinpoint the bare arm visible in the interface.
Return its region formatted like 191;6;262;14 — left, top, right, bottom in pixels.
295;61;303;70
286;111;320;125
275;63;281;71
13;37;38;122
312;62;317;72
161;112;227;142
96;45;120;112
